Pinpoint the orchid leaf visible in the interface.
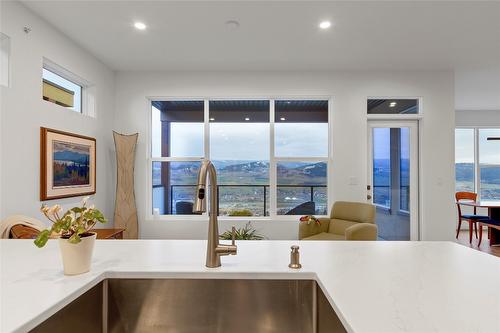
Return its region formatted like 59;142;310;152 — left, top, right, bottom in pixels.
68;233;81;244
34;229;51;248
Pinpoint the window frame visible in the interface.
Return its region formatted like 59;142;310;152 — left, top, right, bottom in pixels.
42;58;93;116
455;126;500;200
147;96;333;221
366;96;423;120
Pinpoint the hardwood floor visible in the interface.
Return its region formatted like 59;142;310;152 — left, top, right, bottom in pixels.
455;230;500;258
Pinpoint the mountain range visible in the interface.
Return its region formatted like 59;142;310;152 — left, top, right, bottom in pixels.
53;151;89;164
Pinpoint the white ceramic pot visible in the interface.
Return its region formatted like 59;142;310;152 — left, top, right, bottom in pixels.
58;232;97;275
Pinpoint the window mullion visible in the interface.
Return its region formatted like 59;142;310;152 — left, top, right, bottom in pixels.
475;128;480;199
269;99;277;217
204;99;210;218
204;99;210;159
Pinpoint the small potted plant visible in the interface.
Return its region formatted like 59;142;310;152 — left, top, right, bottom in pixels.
34;196;106;275
220;222;265;240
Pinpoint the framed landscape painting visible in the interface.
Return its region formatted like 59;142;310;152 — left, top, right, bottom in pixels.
40;127;96;200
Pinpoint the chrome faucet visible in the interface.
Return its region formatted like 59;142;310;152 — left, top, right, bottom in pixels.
194;160;237;268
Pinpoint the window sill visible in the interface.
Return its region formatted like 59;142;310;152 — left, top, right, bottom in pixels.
146;215;329;222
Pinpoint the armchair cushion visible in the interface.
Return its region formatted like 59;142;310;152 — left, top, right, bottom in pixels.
330;201;375;224
298;217;330;240
303;232;345;241
345;223;378;241
328;218;357;235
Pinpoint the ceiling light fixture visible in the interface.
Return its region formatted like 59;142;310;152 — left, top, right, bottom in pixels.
280;117;286;121
389;102;397;107
245;117;250;121
209;118;215;121
319;21;331;29
225;20;240;30
134;22;147;30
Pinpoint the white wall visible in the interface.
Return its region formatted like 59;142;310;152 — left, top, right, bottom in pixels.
456;110;500;127
455;67;500;111
0;1;115;226
114;71;456;241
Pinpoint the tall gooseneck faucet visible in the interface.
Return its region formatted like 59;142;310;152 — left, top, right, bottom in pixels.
194;160;237;268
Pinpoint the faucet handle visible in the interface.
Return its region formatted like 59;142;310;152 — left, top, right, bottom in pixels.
231;226;236;246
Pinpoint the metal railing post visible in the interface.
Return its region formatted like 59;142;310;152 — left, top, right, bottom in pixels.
170;185;173;214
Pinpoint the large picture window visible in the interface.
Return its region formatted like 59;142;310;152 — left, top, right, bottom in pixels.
274;100;329;215
455;128;500;200
479;129;500;200
150;99;330;217
455;128;475;192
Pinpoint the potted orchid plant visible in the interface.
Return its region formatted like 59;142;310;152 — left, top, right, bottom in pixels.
34;196;106;275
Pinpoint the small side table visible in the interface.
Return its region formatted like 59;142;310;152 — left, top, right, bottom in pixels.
92;228;125;239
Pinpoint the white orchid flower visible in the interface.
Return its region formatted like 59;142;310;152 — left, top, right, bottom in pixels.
47;204;62;217
81;196;90;207
40;205;50;214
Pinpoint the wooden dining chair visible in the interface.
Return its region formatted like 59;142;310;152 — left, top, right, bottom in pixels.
455;192;490;243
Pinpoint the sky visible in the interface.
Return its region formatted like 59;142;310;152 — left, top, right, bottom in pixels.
53;141;89;154
152;106;328;160
456;128;500;164
152;107;500;164
372;127;410;160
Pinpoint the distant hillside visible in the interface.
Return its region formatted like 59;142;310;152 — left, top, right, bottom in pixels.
222;161;268;174
456;163;474;181
160;160;327;185
479;164;500;183
456;162;500;183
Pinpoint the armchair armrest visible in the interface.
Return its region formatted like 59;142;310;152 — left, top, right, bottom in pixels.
298;218;330;240
345;223;378;241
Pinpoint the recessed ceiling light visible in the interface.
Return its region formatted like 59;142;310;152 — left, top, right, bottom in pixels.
319;21;331;29
245;117;250;121
225;20;240;30
209;118;215;121
280;117;286;121
389;102;397;107
134;22;147;30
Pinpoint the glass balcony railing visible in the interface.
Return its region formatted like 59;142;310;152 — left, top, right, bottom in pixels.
152;184;327;216
373;185;409;212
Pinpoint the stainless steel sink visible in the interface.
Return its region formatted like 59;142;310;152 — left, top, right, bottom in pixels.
31;279;346;333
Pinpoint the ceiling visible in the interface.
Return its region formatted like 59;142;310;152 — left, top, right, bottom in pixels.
21;0;500;72
18;1;500;110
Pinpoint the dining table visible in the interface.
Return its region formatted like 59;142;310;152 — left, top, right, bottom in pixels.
458;200;500;246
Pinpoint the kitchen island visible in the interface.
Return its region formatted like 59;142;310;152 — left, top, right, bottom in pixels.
1;240;499;332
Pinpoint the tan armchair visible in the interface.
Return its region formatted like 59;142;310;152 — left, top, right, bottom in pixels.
299;201;377;241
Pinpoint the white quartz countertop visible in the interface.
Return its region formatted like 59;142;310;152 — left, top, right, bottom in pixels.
1;239;499;333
